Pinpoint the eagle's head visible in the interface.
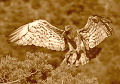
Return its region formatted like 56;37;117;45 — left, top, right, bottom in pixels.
88;15;99;23
65;25;71;32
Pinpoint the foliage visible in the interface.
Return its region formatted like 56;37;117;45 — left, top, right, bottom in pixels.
0;52;100;84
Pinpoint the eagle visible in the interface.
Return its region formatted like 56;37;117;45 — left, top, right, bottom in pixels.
9;15;113;66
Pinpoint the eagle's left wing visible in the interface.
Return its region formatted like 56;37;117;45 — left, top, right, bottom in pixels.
77;15;113;50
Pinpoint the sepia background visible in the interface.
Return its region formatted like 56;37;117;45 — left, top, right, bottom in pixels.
0;0;120;84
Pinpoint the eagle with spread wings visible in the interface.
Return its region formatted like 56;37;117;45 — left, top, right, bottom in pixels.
9;15;113;66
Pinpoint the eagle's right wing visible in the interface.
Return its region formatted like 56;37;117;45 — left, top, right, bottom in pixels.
9;20;66;51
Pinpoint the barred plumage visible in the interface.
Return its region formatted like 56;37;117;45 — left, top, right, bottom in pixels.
77;15;113;50
9;15;113;66
10;20;65;51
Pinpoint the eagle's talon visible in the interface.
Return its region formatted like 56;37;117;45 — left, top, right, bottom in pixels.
79;53;89;65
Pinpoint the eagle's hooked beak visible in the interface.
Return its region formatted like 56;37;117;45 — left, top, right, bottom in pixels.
65;25;71;31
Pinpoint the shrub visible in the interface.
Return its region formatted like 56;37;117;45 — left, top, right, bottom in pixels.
0;52;100;84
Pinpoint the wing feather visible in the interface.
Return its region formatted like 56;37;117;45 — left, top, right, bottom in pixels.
10;20;65;51
78;15;113;49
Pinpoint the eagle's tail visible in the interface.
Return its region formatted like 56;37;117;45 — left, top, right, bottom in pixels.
86;47;102;60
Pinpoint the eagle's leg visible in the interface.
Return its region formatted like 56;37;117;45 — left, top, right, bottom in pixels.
77;42;89;65
62;42;77;66
75;33;89;66
78;52;89;65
